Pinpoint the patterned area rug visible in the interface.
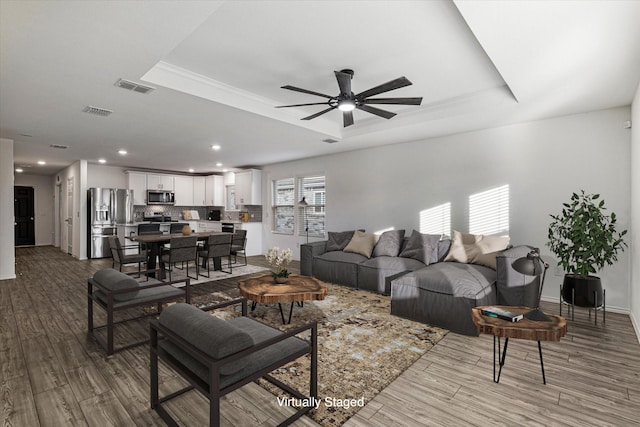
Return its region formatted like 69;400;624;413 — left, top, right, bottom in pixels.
161;263;268;286
192;281;448;426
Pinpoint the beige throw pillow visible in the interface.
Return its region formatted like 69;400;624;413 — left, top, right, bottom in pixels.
444;230;510;268
343;230;380;258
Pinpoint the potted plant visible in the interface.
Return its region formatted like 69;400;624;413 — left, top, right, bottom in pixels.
547;190;627;307
265;247;293;284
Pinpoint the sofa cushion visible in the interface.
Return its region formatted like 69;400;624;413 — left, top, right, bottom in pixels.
393;262;496;298
92;268;140;301
159;303;254;375
313;251;367;288
445;230;510;264
326;230;356;252
344;230;379;258
372;229;405;257
398;230;441;265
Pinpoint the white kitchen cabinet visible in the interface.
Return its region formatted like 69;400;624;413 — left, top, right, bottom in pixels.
238;222;262;256
125;171;147;205
193;176;206;206
205;175;224;206
234;169;262;206
147;174;174;191
173;176;194;206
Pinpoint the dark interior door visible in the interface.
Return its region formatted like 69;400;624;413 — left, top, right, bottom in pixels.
15;186;35;246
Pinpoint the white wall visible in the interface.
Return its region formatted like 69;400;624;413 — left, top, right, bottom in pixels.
630;83;640;340
262;107;632;311
14;174;55;246
87;164;127;189
0;138;16;280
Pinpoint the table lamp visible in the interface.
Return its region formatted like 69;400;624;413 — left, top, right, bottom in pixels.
512;248;551;321
299;196;309;243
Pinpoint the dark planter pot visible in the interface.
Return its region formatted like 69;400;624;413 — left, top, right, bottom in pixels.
562;274;603;307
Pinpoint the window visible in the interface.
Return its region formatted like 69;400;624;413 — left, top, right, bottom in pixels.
298;175;326;238
272;178;295;234
469;184;509;236
419;202;451;238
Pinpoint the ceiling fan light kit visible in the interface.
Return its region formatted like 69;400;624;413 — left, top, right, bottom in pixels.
277;69;422;127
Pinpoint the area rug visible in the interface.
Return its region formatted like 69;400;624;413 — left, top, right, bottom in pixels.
160;263;268;286
191;282;448;426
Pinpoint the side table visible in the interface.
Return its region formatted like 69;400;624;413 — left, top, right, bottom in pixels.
471;306;567;384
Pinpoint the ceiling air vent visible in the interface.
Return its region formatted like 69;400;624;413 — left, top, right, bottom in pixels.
322;138;339;144
83;106;113;117
115;78;155;94
49;144;68;149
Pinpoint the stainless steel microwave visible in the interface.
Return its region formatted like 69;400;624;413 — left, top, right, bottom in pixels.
147;190;175;205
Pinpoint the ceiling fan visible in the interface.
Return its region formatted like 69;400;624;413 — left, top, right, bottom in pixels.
276;69;423;127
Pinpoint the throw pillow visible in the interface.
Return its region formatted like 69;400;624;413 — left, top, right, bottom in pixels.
372;229;405;257
444;230;510;267
343;230;380;258
326;230;357;252
398;230;441;265
471;250;501;270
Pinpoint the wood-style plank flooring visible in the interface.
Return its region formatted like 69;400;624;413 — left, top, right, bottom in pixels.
2;246;640;426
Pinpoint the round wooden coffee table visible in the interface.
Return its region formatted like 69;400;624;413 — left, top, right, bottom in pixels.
238;275;328;324
471;306;567;384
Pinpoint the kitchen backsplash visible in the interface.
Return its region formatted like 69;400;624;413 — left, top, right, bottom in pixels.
133;205;262;223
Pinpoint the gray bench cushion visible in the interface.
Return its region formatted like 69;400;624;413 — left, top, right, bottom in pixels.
92;268;140;301
159;303;253;375
158;315;309;390
95;282;185;308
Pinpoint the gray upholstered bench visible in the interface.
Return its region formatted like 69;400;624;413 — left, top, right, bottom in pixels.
87;268;190;355
150;299;318;427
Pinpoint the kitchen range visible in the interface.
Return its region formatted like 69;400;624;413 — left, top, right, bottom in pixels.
87;188;134;259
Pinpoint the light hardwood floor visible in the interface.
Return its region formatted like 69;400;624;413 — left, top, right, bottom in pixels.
2;246;639;426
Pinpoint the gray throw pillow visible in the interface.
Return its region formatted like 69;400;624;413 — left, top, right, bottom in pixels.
326;230;356;252
372;229;405;257
159;303;254;375
92;268;140;301
398;230;441;265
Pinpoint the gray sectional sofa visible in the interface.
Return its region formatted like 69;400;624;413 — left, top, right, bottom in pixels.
300;230;538;336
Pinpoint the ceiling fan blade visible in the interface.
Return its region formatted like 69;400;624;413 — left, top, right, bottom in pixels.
335;70;352;96
343;111;354;127
363;97;423;105
275;102;330;108
301;106;336;120
357;104;396;120
281;85;333;99
355;76;412;99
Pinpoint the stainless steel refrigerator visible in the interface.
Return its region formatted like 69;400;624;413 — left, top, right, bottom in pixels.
87;188;134;258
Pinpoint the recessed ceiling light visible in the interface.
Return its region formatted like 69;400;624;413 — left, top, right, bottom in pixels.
222;169;228;173
118;149;127;155
37;160;46;165
216;162;223;167
188;168;194;173
15;168;23;173
98;159;107;164
211;144;221;150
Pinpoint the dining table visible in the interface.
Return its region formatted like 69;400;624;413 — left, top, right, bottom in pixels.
130;231;233;279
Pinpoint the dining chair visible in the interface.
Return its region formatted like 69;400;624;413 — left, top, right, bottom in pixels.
108;236;147;277
231;229;247;266
197;233;233;277
161;235;198;280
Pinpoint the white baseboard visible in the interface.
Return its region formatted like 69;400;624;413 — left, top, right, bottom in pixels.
540;295;629;315
631;311;640;345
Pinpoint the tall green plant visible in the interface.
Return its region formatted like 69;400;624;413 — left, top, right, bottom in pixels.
547;190;627;277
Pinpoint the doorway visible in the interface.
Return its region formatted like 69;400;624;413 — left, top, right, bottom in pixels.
67;177;73;254
14;186;35;246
